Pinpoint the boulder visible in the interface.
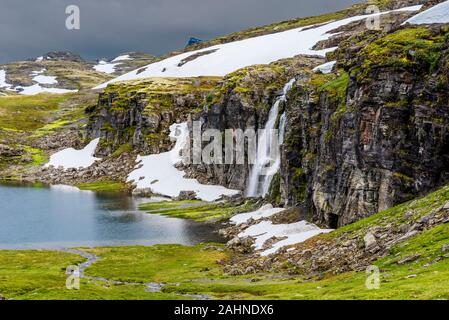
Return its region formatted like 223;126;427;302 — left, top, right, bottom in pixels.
363;232;379;252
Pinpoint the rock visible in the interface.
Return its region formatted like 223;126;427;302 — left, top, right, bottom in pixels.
0;294;5;300
396;230;419;243
245;266;256;274
132;188;154;197
226;236;255;254
301;249;313;259
397;254;421;265
363;232;379;252
442;244;449;252
399;223;411;234
175;191;198;201
443;202;449;210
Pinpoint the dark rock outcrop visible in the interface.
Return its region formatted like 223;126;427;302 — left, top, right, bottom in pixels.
279;25;449;227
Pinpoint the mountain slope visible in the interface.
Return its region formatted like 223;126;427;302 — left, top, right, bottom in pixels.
0;51;156;96
95;5;423;89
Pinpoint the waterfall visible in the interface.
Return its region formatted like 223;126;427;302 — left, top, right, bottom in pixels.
246;78;296;197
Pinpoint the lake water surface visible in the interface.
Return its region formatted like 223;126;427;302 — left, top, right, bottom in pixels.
0;182;223;249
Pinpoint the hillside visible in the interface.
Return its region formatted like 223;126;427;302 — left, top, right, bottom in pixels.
0;51;156;95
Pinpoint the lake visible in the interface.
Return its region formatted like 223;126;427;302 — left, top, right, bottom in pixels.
0;182;223;249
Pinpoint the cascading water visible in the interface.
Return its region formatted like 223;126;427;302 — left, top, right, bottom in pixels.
246;78;296;197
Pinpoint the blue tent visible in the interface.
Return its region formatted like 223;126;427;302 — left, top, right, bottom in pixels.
186;37;203;47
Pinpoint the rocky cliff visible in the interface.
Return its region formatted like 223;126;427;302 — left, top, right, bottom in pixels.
279;25;449;227
82;3;449;229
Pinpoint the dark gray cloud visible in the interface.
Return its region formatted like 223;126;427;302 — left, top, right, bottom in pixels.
0;0;361;63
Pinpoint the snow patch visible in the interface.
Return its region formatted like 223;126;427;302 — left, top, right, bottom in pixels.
395;4;423;12
93;54;133;74
403;1;449;25
31;69;58;85
93;60;119;74
238;219;332;256
0;69;13;90
95;5;422;89
16;84;77;95
1;68;77;95
112;54;132;62
313;61;336;74
127;122;239;202
45;138;101;170
230;204;285;225
50;185;93;193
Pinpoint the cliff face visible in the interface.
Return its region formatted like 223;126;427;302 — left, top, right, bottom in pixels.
86;77;219;157
85;23;449;229
184;56;323;190
279;26;449;227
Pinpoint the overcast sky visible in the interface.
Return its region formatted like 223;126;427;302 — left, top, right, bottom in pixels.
0;0;361;63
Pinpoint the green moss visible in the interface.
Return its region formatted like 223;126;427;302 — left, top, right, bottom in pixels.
22;146;48;166
267;173;281;205
357;27;447;80
110;143;133;157
103;77;220;114
393;172;415;185
139;199;260;222
76;179;129;192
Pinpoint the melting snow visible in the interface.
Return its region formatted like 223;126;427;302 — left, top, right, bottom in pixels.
50;184;93;193
127;122;239;202
313;61;336;74
93;60;119;74
1;68;77;95
403;1;449;25
45;138;101;170
95;5;422;89
112;54;132;62
93;54;134;74
230;204;285;225
239;219;332;256
0;69;13;90
31;69;58;85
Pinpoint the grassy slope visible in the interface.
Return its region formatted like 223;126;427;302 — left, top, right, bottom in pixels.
0;250;184;300
161;0;402;59
0;92;96;173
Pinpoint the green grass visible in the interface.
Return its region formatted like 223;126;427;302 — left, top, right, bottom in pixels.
139;199;260;222
0;250;184;300
76;179;129;193
0;94;71;131
84;244;229;284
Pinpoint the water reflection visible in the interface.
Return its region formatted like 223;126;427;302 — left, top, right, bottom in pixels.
0;182;223;249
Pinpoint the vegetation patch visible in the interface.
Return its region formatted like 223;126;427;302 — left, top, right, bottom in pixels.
76;179;129;192
139;199;261;222
0;94;70;131
357;27;448;79
0;249;183;300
